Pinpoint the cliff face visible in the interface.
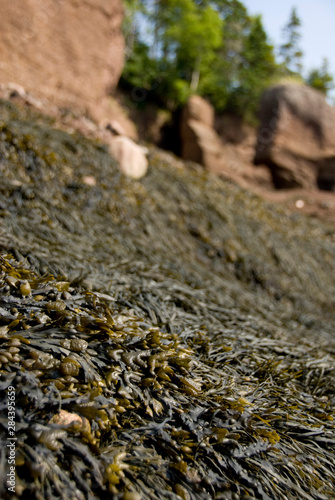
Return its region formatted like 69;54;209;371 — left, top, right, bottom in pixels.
0;0;124;117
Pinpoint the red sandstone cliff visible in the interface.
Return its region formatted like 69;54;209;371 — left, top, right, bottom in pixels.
0;0;129;125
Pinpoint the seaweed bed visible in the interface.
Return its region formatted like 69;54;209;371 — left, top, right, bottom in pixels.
0;98;334;500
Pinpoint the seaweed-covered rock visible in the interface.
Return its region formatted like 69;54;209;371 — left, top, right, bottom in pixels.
0;251;335;500
254;84;335;190
0;98;335;499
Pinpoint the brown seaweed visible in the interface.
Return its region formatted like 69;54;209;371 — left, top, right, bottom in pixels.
0;99;335;499
0;254;334;499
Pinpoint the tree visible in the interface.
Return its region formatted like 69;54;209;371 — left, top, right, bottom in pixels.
158;0;223;92
120;0;279;120
306;58;334;96
198;0;253;111
279;7;303;75
121;0;223;107
227;15;277;120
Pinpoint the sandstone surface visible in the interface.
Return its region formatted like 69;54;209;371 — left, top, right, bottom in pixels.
0;0;129;129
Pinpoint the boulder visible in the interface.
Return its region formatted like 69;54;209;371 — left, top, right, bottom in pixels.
254;84;335;190
180;96;226;173
0;0;125;120
181;119;225;172
109;137;148;179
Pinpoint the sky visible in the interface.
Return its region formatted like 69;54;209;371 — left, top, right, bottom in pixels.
242;0;335;81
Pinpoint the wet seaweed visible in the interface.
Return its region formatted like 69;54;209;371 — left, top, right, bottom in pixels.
0;99;335;499
0;252;334;499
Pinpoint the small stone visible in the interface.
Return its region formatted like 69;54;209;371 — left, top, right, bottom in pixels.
295;199;305;209
83;175;96;186
320;200;333;209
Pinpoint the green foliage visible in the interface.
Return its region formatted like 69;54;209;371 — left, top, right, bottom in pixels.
227;15;277;120
121;41;158;91
198;0;252;111
163;0;223;61
122;0;146;55
279;7;303;75
306;58;334;96
120;1;333;122
121;0;278;117
147;0;224;103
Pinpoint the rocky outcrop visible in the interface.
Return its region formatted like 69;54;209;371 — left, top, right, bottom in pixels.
0;0;129;130
180;96;225;172
254;84;335;190
180;95;273;188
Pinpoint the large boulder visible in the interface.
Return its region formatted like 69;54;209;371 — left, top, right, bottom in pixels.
0;0;125;122
254;84;335;190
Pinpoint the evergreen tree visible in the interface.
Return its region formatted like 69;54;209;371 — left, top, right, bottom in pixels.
279;7;303;75
120;0;279;120
306;58;334;96
227;15;277;120
157;0;223;92
194;1;254;111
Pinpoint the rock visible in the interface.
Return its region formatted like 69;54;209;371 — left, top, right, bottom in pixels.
220;143;273;190
109;137;148;179
215;114;252;144
254;84;335;190
0;0;125;118
124;103;172;145
180;96;225;172
106;120;127;136
98;98;138;140
179;96;274;190
318;158;335;191
181;119;225;172
183;95;215;127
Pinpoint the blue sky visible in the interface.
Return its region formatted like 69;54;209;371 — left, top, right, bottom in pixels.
242;0;335;80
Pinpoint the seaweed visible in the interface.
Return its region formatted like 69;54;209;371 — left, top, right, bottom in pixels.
0;99;334;499
0;253;334;499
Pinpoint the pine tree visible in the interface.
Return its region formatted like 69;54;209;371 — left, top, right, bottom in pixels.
227;15;277;120
120;0;279;119
279;7;303;75
306;58;334;96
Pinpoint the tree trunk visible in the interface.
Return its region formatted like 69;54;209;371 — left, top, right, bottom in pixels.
191;56;201;92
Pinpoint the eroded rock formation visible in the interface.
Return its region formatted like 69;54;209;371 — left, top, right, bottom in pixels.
180;95;224;172
180;95;273;189
254;84;335;190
